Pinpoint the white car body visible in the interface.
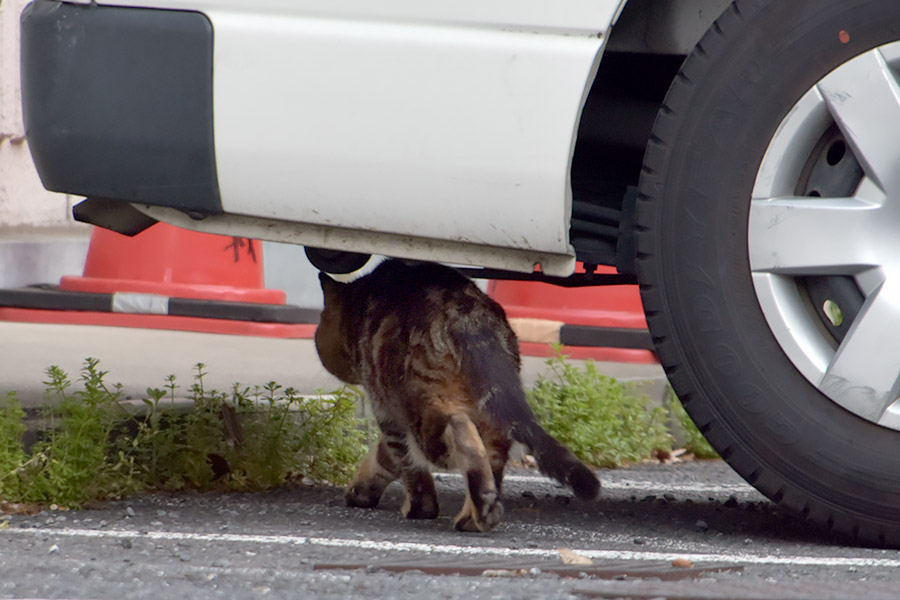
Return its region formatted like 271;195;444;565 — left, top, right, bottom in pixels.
74;0;626;275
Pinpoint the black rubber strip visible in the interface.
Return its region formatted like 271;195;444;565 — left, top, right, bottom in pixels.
0;286;320;325
0;286;112;312
559;324;654;350
166;298;320;324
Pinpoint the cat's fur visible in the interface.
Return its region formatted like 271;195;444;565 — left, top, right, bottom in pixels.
315;260;600;532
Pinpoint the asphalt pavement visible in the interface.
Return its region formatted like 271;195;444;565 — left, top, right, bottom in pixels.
4;461;900;599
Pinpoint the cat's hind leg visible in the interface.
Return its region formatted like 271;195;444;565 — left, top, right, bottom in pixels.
398;466;440;520
373;427;440;519
444;414;504;532
484;428;511;498
344;437;400;509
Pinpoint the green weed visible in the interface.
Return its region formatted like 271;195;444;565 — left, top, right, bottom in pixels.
26;360;140;506
528;347;673;468
1;351;719;509
0;392;27;499
0;359;367;508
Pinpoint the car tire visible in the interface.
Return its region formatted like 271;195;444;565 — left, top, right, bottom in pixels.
636;0;900;546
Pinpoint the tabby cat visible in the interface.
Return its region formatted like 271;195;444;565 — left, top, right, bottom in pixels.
315;260;600;532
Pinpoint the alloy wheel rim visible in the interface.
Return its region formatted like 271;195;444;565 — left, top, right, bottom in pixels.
749;41;900;430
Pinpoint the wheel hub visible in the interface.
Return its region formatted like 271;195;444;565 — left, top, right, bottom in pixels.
749;42;900;430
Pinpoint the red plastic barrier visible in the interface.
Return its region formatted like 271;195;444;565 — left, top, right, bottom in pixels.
60;223;284;304
489;264;657;363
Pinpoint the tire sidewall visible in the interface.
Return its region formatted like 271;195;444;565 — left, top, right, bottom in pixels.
638;0;900;532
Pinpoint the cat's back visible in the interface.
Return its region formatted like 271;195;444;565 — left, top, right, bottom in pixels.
357;260;488;318
353;260;515;359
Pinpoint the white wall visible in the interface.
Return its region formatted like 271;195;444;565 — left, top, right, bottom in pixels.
0;0;86;232
1;0;92;289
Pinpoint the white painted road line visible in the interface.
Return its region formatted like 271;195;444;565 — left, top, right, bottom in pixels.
602;481;757;494
434;472;759;495
4;526;899;569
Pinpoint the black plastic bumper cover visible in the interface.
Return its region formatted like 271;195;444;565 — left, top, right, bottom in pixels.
20;0;222;215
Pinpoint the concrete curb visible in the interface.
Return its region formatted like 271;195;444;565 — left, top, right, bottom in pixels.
0;321;670;408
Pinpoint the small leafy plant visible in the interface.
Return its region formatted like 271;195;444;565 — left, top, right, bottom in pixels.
0;392;27;500
24;360;139;507
528;348;673;468
0;359;368;508
1;351;720;509
126;368;368;492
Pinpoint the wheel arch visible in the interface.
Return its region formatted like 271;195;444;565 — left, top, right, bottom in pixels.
570;0;733;273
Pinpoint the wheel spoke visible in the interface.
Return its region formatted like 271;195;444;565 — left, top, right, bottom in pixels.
820;281;900;422
748;197;879;275
817;49;900;193
749;41;900;432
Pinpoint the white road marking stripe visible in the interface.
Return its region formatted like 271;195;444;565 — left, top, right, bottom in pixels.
434;472;758;495
602;482;756;493
111;292;169;315
4;526;899;569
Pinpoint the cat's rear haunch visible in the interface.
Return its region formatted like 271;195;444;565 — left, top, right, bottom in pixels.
315;260;600;532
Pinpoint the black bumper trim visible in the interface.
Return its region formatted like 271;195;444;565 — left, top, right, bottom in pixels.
21;0;222;216
559;324;655;350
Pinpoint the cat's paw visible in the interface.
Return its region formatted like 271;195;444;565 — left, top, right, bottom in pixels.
344;483;382;509
454;494;503;532
453;512;478;532
402;493;439;520
480;495;504;528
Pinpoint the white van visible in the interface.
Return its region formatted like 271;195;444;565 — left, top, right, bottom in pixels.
21;0;900;546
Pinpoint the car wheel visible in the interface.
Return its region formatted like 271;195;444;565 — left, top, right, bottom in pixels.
636;0;900;545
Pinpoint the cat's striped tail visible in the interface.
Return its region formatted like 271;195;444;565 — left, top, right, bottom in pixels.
457;328;600;501
509;419;600;501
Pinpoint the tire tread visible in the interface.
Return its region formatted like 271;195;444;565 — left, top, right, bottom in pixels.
634;0;900;548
